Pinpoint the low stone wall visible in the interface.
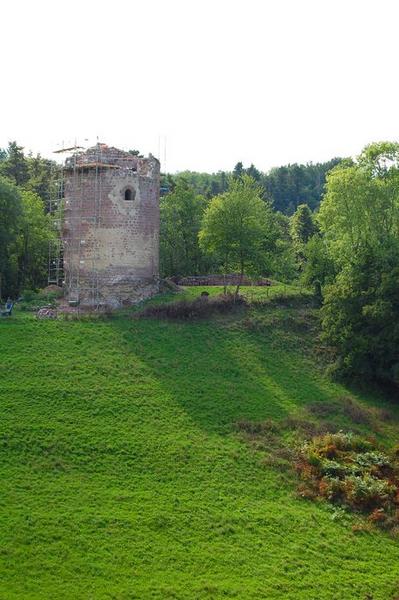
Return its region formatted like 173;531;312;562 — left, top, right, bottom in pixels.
176;274;272;287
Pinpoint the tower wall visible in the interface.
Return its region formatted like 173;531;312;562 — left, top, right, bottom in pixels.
62;146;160;308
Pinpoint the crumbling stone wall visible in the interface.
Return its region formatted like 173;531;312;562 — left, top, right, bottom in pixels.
62;145;160;308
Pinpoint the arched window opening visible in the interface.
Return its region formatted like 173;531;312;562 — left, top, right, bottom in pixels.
124;188;135;201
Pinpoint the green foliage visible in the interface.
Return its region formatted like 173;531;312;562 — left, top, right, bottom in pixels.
0;176;52;298
19;288;62;311
0;141;29;186
128;149;144;157
25;154;58;209
172;170;229;198
160;179;210;277
290;203;318;273
164;159;342;214
138;293;246;320
317;142;399;386
232;161;244;179
302;235;336;288
269;212;298;283
290;204;317;248
0;142;59;296
16;190;54;291
322;246;399;385
262;159;342;214
199;176;279;291
0;176;22;297
297;432;399;525
0;141;57;207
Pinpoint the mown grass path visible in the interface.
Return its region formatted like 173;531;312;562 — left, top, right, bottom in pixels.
1;291;399;599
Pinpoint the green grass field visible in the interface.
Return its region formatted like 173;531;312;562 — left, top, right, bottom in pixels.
1;285;399;599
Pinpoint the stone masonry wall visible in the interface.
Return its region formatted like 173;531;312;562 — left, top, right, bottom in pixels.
62;147;160;308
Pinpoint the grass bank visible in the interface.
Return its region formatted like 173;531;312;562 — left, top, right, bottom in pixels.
1;285;399;599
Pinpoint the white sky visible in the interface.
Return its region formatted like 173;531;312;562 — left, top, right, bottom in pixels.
1;0;398;173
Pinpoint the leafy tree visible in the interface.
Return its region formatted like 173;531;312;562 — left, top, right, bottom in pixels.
0;175;53;298
322;243;399;385
302;235;335;288
318;142;399;386
270;212;297;283
160;180;209;277
318;145;399;266
25;154;58;209
0;176;22;297
199;176;279;294
16;191;54;291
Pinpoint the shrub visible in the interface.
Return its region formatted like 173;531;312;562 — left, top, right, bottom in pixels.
340;396;372;426
295;432;399;530
343;475;395;511
235;419;279;435
306;401;338;418
137;294;247;321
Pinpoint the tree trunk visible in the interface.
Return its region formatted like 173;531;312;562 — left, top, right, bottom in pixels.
235;261;244;298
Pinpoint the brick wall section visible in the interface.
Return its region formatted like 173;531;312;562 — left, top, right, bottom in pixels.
62;145;160;308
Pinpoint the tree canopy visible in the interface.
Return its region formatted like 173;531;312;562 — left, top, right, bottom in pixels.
315;142;399;386
160;179;210;277
199;176;278;292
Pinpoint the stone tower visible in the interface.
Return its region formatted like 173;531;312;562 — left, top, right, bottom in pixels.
62;144;160;308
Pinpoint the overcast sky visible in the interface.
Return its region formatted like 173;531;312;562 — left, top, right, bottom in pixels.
1;0;398;173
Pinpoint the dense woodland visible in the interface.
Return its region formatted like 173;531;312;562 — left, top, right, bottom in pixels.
1;140;399;389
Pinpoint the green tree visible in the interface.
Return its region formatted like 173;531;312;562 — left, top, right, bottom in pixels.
25;154;58;209
322;243;399;385
246;163;261;181
0;176;22;298
232;162;244;180
262;158;342;214
17;191;53;291
160;180;208;277
199;176;278;294
302;235;335;288
290;203;318;271
270;212;297;283
290;204;317;247
0;141;29;186
318;142;399;386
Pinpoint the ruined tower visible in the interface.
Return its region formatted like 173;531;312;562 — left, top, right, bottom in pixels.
62;144;160;308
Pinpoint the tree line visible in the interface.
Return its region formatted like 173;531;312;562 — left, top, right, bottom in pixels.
305;143;399;390
0;142;56;298
161;157;342;215
1;139;398;391
162;142;399;390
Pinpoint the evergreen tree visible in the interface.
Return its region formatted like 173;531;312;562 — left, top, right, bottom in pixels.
0;141;29;186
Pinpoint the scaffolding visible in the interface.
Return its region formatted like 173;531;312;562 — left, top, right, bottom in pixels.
47;165;65;286
62;144;103;308
47;144;100;306
48;143;153;309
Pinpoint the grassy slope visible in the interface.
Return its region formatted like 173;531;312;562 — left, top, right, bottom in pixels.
1;285;399;599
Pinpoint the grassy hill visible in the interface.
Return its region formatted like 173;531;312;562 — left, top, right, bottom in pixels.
1;285;399;599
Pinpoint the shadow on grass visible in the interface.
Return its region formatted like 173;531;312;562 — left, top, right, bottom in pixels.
109;312;339;434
